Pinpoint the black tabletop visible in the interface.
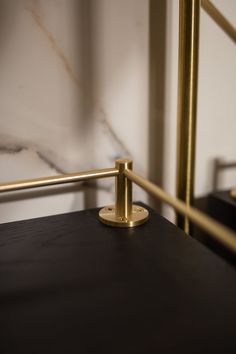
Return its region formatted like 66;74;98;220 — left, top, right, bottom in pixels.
0;204;235;354
211;190;236;208
208;190;236;230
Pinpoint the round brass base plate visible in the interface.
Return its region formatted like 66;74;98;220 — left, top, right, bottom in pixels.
99;205;149;228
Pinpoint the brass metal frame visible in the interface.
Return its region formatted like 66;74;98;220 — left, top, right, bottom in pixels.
0;158;236;253
176;0;200;234
176;0;236;234
201;0;236;43
1;1;236;252
125;167;236;253
0;168;119;192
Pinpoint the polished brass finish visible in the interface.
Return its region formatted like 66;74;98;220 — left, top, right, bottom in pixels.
176;0;200;234
1;158;235;252
125;169;236;253
201;0;236;43
99;159;149;227
115;159;133;218
99;205;149;228
0;168;119;193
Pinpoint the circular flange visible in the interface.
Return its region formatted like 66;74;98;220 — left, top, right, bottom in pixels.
99;205;149;228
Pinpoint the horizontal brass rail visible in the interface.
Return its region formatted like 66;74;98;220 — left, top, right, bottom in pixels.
0;168;119;193
0;160;235;253
125;169;236;253
201;0;236;43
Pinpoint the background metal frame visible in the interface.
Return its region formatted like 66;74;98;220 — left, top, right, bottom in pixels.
176;0;236;234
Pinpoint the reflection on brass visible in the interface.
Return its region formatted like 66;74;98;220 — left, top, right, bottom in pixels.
99;205;149;228
201;0;236;43
99;159;149;227
230;189;236;200
0;168;119;193
176;0;200;234
115;158;133;218
124;168;236;254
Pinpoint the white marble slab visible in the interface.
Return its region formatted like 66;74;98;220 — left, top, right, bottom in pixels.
0;0;149;223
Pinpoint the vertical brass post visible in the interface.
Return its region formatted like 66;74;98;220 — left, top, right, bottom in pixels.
99;159;149;227
176;0;200;234
115;159;133;219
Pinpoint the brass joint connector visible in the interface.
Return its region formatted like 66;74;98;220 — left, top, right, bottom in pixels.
99;159;149;227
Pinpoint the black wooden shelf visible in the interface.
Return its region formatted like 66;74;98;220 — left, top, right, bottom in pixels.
0;204;236;353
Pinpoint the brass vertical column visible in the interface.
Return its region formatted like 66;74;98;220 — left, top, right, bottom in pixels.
115;159;133;219
176;0;200;234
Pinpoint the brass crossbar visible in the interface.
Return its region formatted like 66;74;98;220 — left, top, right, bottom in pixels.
0;158;236;254
201;0;236;43
0;168;119;193
125;168;236;254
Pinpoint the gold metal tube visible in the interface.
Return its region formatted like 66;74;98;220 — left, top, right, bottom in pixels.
115;159;133;218
125;169;236;254
201;0;236;43
176;0;200;234
0;168;119;193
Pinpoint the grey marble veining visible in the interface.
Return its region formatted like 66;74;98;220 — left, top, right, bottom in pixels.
0;0;149;223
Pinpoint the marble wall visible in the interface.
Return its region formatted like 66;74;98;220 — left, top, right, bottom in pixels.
0;0;236;224
0;0;149;223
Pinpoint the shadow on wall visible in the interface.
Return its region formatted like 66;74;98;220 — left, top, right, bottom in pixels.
0;0;152;216
74;0;97;209
0;0;97;210
148;0;167;213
